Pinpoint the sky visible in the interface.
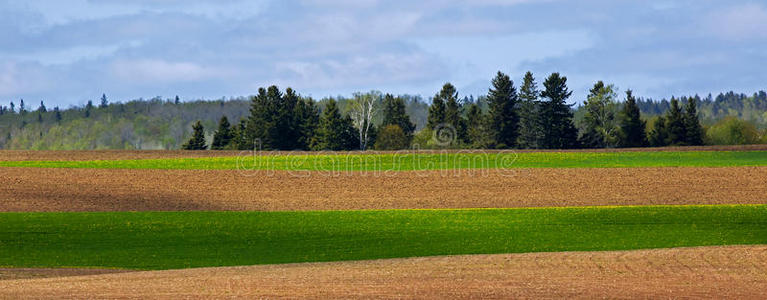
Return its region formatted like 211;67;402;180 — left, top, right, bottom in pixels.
1;0;766;108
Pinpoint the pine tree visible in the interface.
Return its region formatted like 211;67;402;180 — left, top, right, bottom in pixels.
210;116;234;150
246;87;278;149
665;98;686;145
9;101;14;113
442;83;465;142
39;101;47;112
540;73;579;149
182;121;207;150
487;71;519;148
313;100;359;150
99;94;108;108
381;94;415;140
19;99;26;115
273;87;300;150
618;90;647;147
174;95;180;105
517;71;542;149
684;96;704;146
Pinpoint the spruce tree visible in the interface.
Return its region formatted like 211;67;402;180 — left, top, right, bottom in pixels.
665;98;686;145
313;100;359;151
381;94;415;139
427;87;447;130
174;95;180;105
465;103;492;148
618;90;647;147
487;71;519;148
210;116;234;150
442;83;465;142
100;94;108;108
517;71;542;149
540;73;579;149
182;121;207;150
295;98;320;150
54;107;62;123
684;97;704;146
648;116;668;147
39;101;47;112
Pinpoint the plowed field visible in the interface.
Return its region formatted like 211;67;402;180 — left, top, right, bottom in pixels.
2;167;766;211
2;246;765;299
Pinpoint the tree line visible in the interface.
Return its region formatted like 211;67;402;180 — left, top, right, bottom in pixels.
184;71;722;151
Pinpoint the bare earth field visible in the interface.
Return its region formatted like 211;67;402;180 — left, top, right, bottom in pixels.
2;166;766;211
1;246;765;299
1;144;766;161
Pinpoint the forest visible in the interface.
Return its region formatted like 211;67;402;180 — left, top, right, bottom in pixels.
0;71;765;150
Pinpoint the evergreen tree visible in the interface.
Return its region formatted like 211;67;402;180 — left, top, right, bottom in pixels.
175;95;180;105
85;100;93;118
54;107;62;123
295;98;320;150
426;88;446;130
648;116;668;147
666;98;686;145
579;81;619;148
9;101;14;113
273;87;300;150
487;71;519;148
182;121;207;150
246;87;278;149
313;100;359;150
19;99;26;115
39;101;47;112
618;90;647;147
517;71;542;149
540;73;579;149
381;94;415;141
442;83;465;142
684;96;704;146
210;116;234;150
465;103;492;148
100;94;108;108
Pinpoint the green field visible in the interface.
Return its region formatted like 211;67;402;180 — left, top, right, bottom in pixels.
1;205;765;270
2;150;767;170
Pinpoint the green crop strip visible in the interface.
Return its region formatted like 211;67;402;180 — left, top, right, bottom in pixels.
1;205;765;270
2;151;767;170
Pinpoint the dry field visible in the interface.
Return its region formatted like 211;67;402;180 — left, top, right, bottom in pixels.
1;246;765;299
2;166;766;211
1;144;766;161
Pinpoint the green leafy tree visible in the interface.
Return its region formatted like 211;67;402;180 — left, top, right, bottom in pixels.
210;116;234;150
487;71;519;148
666;98;686;145
182;121;207;150
579;81;619;148
540;73;579;149
706;117;761;145
684;97;704;146
517;71;542;149
618;90;647;147
374;124;409;150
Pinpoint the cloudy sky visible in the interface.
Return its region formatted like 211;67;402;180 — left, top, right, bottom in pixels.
1;0;766;107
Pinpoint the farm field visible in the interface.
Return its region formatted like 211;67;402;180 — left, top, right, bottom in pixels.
2;148;767;298
2;245;765;299
3;166;767;211
3;149;767;170
1;205;766;270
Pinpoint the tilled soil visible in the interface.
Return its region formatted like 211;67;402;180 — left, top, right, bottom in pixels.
0;268;131;281
2;167;766;211
1;145;766;161
1;246;764;299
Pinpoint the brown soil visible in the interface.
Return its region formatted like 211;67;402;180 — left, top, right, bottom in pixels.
0;268;131;281
1;246;764;299
2;144;766;161
2;167;766;212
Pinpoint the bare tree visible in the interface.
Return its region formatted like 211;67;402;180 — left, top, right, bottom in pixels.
349;91;380;150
